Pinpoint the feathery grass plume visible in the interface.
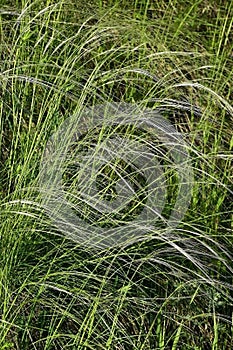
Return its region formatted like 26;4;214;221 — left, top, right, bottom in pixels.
0;0;232;349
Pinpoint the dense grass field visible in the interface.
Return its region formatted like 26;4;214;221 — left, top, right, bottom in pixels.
0;0;232;349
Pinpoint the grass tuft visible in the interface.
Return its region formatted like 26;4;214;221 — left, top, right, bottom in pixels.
0;0;232;348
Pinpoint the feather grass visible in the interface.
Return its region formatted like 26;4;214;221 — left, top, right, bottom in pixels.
0;0;232;348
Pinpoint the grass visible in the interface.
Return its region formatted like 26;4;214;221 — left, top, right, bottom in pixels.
0;0;232;349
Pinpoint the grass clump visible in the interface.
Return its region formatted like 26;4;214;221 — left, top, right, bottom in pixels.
0;0;232;349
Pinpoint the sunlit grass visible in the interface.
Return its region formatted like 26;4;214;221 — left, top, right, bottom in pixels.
0;0;232;349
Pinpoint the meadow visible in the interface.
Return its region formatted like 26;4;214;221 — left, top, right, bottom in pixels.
0;0;232;349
